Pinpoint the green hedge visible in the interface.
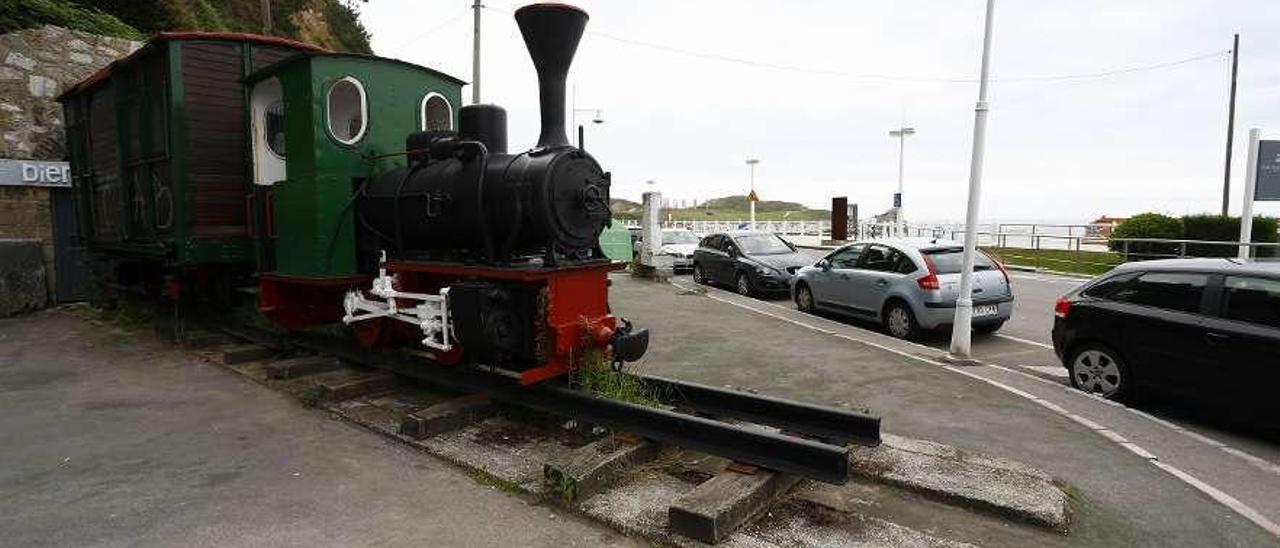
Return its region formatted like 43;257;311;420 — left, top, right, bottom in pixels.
1108;213;1279;258
1108;212;1182;257
1183;214;1278;258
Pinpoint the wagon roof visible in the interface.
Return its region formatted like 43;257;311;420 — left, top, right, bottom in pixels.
242;51;468;87
57;32;329;101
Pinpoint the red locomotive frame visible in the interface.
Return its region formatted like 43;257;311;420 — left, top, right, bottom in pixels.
257;261;627;385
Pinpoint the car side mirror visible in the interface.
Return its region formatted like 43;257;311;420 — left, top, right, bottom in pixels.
818;259;831;270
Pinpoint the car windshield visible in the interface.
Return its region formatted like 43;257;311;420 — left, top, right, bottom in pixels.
734;234;793;255
662;230;699;245
922;248;995;274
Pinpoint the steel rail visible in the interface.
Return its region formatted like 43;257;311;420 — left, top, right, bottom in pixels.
637;374;881;447
214;324;861;484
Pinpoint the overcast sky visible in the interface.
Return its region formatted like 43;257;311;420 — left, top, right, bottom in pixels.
360;1;1280;223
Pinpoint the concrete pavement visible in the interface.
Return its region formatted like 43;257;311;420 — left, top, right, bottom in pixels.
0;309;639;548
613;273;1279;546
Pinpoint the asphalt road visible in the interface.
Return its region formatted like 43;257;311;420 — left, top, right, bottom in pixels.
786;248;1280;464
615;273;1280;546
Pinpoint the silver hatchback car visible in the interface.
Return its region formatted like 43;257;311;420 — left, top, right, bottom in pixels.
791;238;1014;339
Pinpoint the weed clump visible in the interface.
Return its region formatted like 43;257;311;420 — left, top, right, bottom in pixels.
568;345;661;407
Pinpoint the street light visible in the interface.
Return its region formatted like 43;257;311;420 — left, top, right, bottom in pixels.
746;158;760;229
889;126;915;231
948;0;997;362
572;108;604;150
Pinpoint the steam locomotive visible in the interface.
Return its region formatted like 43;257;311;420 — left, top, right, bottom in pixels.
59;4;647;384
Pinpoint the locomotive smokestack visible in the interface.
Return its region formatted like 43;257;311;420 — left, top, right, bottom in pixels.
515;3;588;149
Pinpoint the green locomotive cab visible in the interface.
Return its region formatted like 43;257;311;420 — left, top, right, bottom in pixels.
244;53;464;328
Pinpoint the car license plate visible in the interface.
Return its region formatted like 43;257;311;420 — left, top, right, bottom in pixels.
974;304;998;317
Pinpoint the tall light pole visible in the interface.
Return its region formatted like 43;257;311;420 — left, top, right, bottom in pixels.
889;126;915;229
948;0;996;361
573;108;604;150
746;158;760;229
471;0;483;104
1221;33;1240;216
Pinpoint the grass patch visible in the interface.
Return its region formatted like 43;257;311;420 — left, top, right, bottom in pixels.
569;346;661;407
1054;478;1085;525
94;295;159;330
983;247;1125;277
224;300;281;333
464;467;523;495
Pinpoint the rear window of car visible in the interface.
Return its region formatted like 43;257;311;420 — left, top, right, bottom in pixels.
1222;276;1280;329
922;248;995;274
1120;272;1208;314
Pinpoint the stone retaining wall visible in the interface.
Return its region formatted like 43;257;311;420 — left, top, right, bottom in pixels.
0;239;48;316
0;26;139;307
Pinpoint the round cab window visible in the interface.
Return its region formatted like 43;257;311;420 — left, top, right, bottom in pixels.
327;77;367;144
264;101;286;158
421;93;452;131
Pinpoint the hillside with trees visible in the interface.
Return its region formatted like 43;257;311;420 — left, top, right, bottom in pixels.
3;0;371;52
610;195;826;221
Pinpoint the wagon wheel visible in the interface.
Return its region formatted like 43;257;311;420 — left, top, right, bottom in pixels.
352;316;391;348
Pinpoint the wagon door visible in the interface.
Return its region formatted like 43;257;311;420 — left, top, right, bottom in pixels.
250;77;287;271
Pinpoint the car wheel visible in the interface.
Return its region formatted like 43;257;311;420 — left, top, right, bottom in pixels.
692;263;706;285
883;300;919;340
1069;344;1131;400
974;321;1005;335
795;283;815;313
736;272;753;296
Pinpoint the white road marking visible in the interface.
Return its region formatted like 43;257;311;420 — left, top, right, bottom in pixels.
995;333;1056;349
1019;364;1069;379
670;280;1280;539
1151;460;1280;538
1009;273;1087;285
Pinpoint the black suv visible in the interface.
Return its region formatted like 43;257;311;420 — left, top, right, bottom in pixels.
1052;258;1280;417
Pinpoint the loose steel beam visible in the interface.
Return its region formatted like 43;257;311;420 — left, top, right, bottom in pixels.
639;374;881;447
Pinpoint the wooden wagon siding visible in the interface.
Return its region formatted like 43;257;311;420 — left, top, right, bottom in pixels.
181;41;249;237
88;84;122;242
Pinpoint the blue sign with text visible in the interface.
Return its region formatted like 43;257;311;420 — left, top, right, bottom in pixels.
1256;140;1280;201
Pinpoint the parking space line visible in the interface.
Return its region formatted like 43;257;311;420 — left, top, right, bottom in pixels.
671;280;1280;538
994;333;1055;349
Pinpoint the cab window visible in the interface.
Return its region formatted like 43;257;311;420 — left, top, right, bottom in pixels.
327;76;367;144
421;92;453;131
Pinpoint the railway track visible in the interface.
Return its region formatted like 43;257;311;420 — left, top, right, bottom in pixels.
212;323;880;484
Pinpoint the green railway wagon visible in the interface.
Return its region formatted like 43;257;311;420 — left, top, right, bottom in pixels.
57;32;326;290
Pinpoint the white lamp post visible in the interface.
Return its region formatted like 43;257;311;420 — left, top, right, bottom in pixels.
746;158;760;229
1238;128;1261;259
948;0;996;361
889;126;915;232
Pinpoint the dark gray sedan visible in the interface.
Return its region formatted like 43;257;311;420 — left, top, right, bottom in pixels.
692;231;811;296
